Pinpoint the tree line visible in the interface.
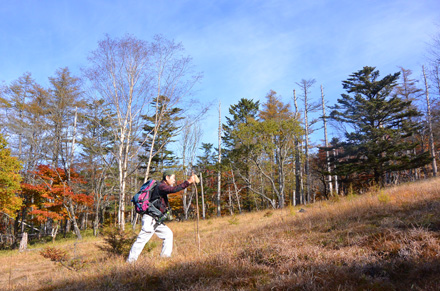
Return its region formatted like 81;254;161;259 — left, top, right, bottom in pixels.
1;32;440;248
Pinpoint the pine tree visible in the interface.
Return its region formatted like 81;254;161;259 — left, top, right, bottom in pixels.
140;95;183;177
78;99;115;236
222;98;259;210
223;98;260;151
197;143;216;167
330;66;431;187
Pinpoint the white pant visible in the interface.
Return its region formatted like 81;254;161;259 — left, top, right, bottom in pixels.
127;214;173;262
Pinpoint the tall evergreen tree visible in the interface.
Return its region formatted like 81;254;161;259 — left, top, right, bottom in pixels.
78;99;115;235
330;66;431;187
222;98;259;210
223;98;260;151
140;95;183;177
196;143;216;167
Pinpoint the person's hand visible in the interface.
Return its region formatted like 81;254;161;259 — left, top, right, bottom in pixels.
187;174;199;184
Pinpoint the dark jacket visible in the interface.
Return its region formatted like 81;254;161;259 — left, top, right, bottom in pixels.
151;180;190;206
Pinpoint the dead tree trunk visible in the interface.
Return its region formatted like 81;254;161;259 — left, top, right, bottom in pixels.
298;80;316;203
19;232;28;252
321;85;333;196
423;65;438;177
217;101;222;216
293;89;303;205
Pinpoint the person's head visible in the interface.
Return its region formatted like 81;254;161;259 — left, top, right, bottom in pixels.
163;170;176;186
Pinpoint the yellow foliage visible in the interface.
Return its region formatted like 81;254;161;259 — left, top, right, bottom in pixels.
0;134;22;215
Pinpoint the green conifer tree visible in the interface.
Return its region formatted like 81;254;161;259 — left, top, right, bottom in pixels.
330;66;431;187
140;96;183;177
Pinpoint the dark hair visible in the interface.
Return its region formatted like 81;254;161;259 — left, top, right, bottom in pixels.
163;170;174;180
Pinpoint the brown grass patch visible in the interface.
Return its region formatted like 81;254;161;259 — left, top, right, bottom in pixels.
2;177;440;290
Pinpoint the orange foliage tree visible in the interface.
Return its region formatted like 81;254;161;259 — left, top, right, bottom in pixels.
21;165;93;240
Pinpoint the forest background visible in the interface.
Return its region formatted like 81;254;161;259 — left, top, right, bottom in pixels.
1;0;440;247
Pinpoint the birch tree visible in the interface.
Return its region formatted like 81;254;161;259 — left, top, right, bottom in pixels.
321;85;333;196
84;35;154;230
84;34;200;229
142;35;202;182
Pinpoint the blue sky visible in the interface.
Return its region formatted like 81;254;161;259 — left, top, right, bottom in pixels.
1;0;440;149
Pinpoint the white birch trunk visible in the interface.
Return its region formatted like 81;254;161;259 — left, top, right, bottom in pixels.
321;85;333;196
333;149;339;195
200;172;206;219
423;65;438;177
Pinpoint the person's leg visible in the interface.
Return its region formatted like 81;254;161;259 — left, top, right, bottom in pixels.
127;215;156;262
154;223;173;257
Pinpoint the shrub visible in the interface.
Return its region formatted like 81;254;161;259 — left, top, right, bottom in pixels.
40;246;87;271
40;247;69;262
98;227;139;257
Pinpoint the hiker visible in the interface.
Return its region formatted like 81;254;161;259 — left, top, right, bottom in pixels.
127;170;197;262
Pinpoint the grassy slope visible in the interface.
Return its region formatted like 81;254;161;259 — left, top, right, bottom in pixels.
2;178;440;290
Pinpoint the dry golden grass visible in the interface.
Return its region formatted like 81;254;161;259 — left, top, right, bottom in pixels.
2;177;440;290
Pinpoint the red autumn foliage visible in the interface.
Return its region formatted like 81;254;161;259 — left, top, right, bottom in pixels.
21;165;93;223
